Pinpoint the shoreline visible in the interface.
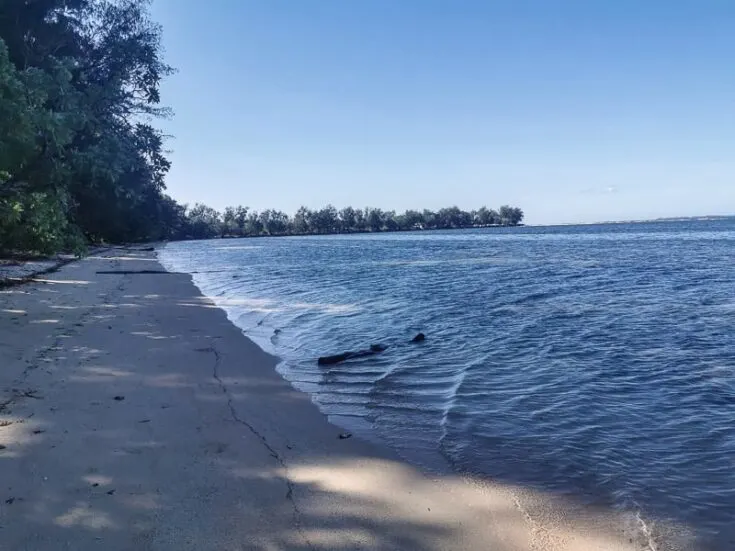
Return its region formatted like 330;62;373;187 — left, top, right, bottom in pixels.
0;256;78;289
0;249;684;550
0;246;114;289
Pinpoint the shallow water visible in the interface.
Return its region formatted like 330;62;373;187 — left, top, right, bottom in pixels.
160;220;735;549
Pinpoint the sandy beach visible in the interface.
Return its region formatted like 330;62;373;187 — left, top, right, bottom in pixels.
0;249;663;550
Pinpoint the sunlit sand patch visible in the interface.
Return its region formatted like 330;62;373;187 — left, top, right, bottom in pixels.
131;331;177;340
90;314;117;321
176;302;222;310
70;346;104;355
32;278;91;285
88;256;158;261
228;465;284;481
0;419;47;452
144;373;193;388
111;440;162;456
83;474;113;486
286;459;694;551
0;425;27;458
55;503;117;529
120;492;162;511
78;366;132;378
298;528;375;548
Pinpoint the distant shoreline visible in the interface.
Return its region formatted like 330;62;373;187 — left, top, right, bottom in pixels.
521;214;735;229
176;214;735;242
212;222;523;240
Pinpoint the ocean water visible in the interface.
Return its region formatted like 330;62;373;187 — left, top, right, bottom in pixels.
160;220;735;549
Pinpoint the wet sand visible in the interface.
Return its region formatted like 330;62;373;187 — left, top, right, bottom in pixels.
0;249;663;550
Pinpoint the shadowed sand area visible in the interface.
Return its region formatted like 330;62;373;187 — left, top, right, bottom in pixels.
0;250;685;550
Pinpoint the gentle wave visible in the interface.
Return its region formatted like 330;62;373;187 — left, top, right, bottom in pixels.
160;220;735;550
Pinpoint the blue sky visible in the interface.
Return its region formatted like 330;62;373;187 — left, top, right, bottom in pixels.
150;0;734;225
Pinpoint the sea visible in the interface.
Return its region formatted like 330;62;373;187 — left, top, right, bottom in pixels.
159;219;735;550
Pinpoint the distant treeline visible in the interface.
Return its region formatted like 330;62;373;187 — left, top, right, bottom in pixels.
174;204;524;240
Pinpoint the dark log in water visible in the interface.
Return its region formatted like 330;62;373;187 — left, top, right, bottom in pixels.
318;344;388;365
318;334;425;365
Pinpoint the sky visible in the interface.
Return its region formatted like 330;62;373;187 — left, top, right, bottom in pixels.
149;0;734;225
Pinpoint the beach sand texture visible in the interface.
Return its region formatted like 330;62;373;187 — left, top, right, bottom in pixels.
0;250;660;550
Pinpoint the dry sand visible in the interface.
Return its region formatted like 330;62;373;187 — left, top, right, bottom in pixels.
0;249;673;550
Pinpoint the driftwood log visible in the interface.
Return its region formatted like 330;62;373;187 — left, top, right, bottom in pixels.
317;333;425;366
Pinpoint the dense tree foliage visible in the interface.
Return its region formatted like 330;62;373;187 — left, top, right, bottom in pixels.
0;0;178;255
175;204;524;240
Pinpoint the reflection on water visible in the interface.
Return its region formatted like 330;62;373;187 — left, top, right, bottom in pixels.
161;219;735;550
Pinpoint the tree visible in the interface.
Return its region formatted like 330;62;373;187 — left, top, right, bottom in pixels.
383;210;399;231
259;209;290;235
245;211;263;236
488;209;501;225
422;209;437;229
0;0;178;254
154;194;188;240
499;205;524;226
259;210;273;235
65;0;174;240
292;206;311;234
339;206;357;232
222;207;238;236
0;0;89;71
272;211;290;234
0;38;84;253
475;206;500;226
186;204;221;239
366;208;384;231
401;210;423;230
353;208;366;232
313;204;338;234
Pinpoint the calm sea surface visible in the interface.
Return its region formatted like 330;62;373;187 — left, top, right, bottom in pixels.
160;220;735;549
